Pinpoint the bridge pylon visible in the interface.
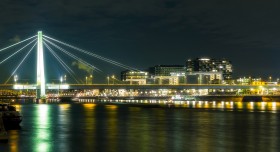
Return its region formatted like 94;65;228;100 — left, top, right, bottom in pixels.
36;31;46;98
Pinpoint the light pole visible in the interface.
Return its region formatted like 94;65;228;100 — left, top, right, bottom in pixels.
14;75;18;84
86;76;88;84
90;75;93;84
59;76;63;96
64;75;67;83
269;76;272;82
107;76;109;85
112;75;115;84
249;76;251;85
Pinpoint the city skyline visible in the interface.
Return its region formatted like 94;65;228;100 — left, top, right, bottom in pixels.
0;1;280;83
0;33;278;84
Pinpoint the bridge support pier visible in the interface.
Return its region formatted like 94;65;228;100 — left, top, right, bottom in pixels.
36;31;46;98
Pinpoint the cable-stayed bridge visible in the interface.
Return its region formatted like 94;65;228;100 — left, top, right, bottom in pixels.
0;31;140;99
0;31;280;100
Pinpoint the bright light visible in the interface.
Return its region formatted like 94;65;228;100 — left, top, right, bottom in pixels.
37;31;46;97
43;34;138;71
35;105;51;152
14;75;18;83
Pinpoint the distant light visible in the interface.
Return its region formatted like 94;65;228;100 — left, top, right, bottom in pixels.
200;58;210;61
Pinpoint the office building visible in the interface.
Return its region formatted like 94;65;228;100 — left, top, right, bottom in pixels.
186;58;233;80
121;70;148;85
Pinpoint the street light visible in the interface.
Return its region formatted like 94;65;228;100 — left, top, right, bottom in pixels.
90;75;93;84
59;76;63;96
112;75;115;84
64;75;67;83
107;76;109;85
14;75;18;84
269;76;272;82
249;76;251;84
86;76;88;84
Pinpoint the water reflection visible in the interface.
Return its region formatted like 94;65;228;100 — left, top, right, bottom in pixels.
169;101;280;112
74;99;280;112
57;104;71;152
34;105;52;152
82;104;96;151
8;130;19;152
1;101;280;152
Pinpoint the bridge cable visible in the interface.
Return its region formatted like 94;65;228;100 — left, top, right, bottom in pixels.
44;42;76;74
0;39;37;65
43;38;102;72
43;35;138;71
0;35;36;52
43;42;82;84
44;39;120;83
5;41;37;84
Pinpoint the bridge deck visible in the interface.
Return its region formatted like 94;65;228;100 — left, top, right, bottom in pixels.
0;84;279;90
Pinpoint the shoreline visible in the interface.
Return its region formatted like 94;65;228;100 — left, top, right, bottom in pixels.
1;95;280;103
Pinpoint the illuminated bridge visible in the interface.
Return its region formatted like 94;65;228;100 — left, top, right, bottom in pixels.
1;84;279;90
0;31;138;99
0;31;279;99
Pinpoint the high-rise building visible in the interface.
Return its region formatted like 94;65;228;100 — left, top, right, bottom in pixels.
186;58;233;80
149;65;186;76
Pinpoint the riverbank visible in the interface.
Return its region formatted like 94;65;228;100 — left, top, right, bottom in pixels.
195;95;280;102
2;95;280;104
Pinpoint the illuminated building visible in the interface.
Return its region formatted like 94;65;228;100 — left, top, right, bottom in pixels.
154;76;179;85
251;78;264;85
186;71;223;84
121;70;148;85
187;58;232;80
170;72;186;84
149;65;186;76
236;77;251;85
149;65;186;84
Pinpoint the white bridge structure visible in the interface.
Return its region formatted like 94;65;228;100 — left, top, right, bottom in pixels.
36;31;46;98
35;31;69;98
32;31;70;98
13;31;69;98
0;31;137;99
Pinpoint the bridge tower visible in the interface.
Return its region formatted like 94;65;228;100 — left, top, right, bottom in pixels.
36;31;46;98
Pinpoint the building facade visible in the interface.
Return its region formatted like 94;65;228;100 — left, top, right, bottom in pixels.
186;71;223;84
121;70;148;85
149;65;186;76
186;58;233;80
149;65;186;84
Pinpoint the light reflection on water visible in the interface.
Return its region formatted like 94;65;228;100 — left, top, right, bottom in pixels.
0;100;279;152
35;105;52;152
76;99;280;112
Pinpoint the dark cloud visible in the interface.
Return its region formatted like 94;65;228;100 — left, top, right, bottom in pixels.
72;61;93;75
9;35;21;43
0;0;280;82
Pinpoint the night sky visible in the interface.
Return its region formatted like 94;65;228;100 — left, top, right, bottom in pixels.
0;0;280;83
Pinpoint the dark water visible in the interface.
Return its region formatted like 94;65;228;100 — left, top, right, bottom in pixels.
1;102;280;152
